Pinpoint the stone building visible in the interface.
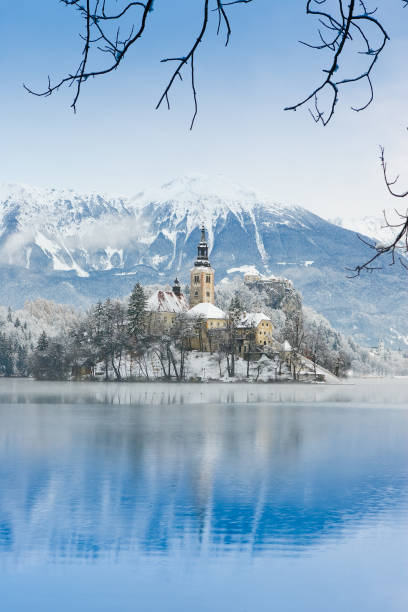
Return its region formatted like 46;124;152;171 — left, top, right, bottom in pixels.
234;312;275;359
189;225;215;307
187;302;226;352
146;279;188;334
237;313;274;350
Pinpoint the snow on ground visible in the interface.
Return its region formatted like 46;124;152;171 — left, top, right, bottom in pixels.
95;350;338;384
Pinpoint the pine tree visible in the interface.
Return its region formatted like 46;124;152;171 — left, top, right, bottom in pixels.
16;345;28;376
7;307;12;323
128;283;147;339
37;331;49;352
0;332;14;376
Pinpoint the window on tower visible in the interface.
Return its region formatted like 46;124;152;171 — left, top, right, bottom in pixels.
206;291;210;297
194;290;198;297
194;275;199;283
206;275;211;283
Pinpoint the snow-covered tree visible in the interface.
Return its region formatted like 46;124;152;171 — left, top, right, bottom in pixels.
128;283;147;339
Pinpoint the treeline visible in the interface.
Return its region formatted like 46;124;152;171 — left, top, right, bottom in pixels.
30;285;147;381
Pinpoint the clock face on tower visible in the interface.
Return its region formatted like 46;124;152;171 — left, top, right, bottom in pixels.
190;225;215;307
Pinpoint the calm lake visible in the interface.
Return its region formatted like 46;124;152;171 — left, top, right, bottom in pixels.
0;378;407;611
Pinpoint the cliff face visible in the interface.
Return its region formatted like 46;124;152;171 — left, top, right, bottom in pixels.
244;275;302;317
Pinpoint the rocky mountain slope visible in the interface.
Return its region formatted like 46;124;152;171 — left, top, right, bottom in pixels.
0;176;407;347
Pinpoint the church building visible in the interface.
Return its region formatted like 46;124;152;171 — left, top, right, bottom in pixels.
144;223;275;356
189;224;215;307
146;278;188;334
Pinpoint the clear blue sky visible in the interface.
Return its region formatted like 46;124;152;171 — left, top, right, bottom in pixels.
1;1;408;217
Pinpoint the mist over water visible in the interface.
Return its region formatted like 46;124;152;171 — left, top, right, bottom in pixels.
0;379;407;611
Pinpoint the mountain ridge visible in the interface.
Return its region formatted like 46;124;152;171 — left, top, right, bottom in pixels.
0;176;407;348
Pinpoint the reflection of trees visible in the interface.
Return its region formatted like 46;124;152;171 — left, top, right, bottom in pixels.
0;399;407;563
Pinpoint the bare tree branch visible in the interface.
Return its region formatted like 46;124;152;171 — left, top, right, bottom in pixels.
24;1;155;113
24;0;253;127
348;147;408;276
285;1;390;125
156;0;253;128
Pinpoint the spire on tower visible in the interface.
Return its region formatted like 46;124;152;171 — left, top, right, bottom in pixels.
190;223;215;307
195;224;210;267
173;277;181;297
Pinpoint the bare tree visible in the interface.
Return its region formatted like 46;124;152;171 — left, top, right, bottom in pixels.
349;147;408;276
169;313;195;381
25;0;254;129
24;1;398;129
305;321;326;381
284;310;307;381
285;0;389;125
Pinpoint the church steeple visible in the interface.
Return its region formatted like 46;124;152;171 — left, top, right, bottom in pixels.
173;277;181;297
195;223;210;267
190;223;215;307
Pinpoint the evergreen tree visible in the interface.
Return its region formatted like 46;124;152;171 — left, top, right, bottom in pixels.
0;332;14;376
29;331;50;380
47;341;70;380
37;331;49;352
30;334;70;381
16;345;28;376
128;283;147;339
7;307;12;323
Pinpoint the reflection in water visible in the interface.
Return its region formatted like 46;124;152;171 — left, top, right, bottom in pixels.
0;380;407;567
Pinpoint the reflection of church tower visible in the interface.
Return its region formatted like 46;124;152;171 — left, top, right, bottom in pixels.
190;224;215;307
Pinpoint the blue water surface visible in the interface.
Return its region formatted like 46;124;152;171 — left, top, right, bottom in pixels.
0;379;407;611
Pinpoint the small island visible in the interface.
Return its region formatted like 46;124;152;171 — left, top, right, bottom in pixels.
1;225;406;384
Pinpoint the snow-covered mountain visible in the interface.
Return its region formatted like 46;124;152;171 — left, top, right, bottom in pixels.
329;213;402;247
0;176;304;277
1;176;407;347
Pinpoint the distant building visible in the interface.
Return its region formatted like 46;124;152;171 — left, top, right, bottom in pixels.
146;278;188;334
370;338;386;359
244;271;293;290
189;225;215;308
244;271;301;315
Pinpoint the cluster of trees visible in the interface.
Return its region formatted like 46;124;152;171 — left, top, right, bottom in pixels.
0;307;31;377
0;300;79;378
218;280;408;380
1;280;407;382
30;285;148;381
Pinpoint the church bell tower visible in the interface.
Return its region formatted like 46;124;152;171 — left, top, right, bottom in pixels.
189;224;215;307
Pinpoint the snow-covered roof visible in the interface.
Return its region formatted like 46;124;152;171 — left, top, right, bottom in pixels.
188;303;226;320
238;312;271;328
147;290;188;314
282;340;292;352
